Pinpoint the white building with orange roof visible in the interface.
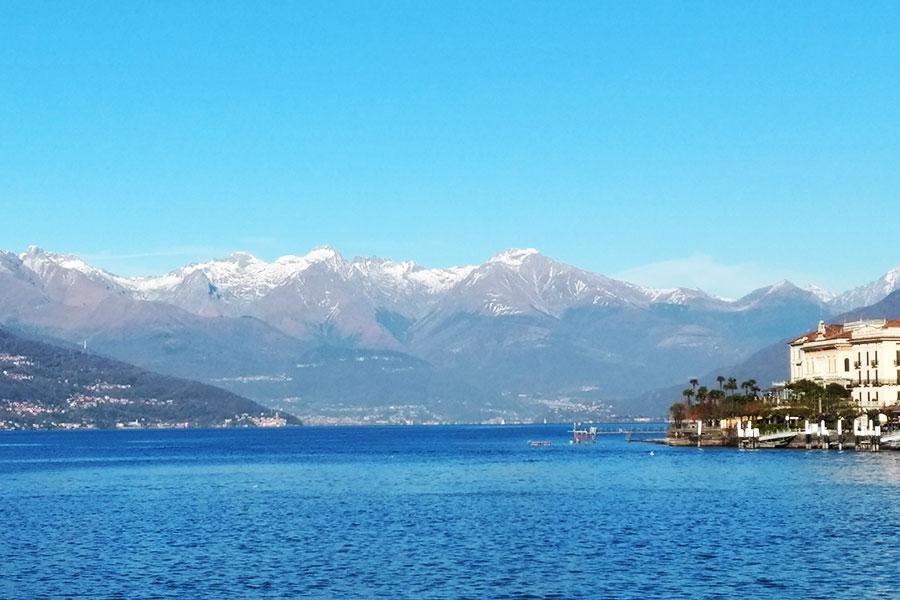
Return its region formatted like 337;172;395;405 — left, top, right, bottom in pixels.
789;319;900;410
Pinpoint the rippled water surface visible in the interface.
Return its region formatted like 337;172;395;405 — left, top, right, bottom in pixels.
2;425;900;598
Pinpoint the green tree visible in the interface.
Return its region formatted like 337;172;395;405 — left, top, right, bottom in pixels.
822;382;854;417
696;386;709;405
670;402;687;427
740;379;757;400
787;379;824;415
725;377;738;396
682;388;695;406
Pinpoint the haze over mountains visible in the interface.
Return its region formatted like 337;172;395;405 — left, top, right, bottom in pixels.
2;245;899;421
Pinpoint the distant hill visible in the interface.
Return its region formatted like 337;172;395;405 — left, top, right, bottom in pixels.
0;328;299;429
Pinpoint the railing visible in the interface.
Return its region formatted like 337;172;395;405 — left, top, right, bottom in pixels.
855;379;900;387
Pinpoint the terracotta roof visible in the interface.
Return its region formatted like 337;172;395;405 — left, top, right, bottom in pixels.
791;319;900;345
790;324;851;345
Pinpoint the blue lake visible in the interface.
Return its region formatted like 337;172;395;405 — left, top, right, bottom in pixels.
1;425;899;598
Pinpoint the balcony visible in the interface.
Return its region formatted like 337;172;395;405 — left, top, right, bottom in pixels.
850;379;900;387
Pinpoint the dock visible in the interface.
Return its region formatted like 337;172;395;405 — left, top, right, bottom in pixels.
661;417;900;452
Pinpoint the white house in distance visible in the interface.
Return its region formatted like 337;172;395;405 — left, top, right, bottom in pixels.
789;319;900;410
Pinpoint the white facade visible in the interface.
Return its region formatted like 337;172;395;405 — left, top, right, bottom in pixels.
789;319;900;410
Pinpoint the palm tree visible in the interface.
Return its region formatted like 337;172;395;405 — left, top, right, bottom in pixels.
725;377;738;396
689;378;699;393
745;379;757;399
682;388;695;406
696;386;709;405
716;375;725;390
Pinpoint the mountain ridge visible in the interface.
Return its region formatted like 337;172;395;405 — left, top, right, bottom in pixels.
3;245;899;422
14;245;870;317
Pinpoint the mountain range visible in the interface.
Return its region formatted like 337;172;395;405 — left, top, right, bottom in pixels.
2;245;899;421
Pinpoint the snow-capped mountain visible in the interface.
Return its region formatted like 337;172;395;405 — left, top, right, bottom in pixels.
10;245;856;328
422;248;650;319
0;250;48;319
19;246;131;308
831;267;900;313
98;246;471;322
123;247;350;302
19;245;114;283
117;246;471;305
3;244;899;420
730;280;832;311
97;246;475;346
348;256;474;317
642;286;726;308
0;245;867;353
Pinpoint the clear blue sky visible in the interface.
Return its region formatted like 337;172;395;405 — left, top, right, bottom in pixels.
1;1;899;296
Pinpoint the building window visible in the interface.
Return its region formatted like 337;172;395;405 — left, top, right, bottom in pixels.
845;358;850;372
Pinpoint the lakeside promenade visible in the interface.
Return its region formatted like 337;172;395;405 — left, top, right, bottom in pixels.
662;418;900;451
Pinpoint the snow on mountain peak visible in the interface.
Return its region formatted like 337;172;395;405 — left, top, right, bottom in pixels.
804;283;836;303
770;279;796;291
227;251;261;266
349;256;474;295
880;266;900;288
409;265;475;293
644;287;706;305
13;244;900;321
831;264;900;311
272;246;346;272
19;246;107;280
763;280;834;303
304;245;343;263
488;248;540;267
0;250;23;273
